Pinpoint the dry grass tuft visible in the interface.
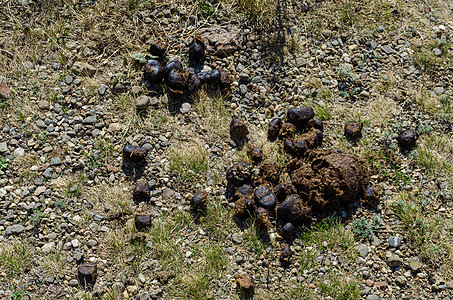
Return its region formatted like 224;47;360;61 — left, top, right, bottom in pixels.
168;138;210;181
417;132;453;177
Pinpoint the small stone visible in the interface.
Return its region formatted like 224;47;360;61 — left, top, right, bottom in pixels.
382;45;393;54
72;61;96;76
357;244;369;258
83;115;97;125
387;255;403;268
98;84;107;95
433;48;442;56
0;83;10;99
433;87;445;95
5;224;24;235
71;239;80;248
374;281;388;290
38;100;50;110
42;242;55;253
87;239;97;247
108;123;122;131
388;236;401;248
63;75;73;85
0;142;8;153
409;257;422;272
13;148;25;157
232;233;243;244
180;102;191;114
34;186;46;196
43;167;53;178
136;95;151;110
69;279;79;287
366;295;379;300
50;157;61;166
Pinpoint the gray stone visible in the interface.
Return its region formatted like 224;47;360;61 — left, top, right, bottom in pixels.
50;157;61;166
366;295;379;300
232;233;243;244
38;100;50;110
433;87;445;95
42;241;55;253
43;167;53;179
357;244;369;258
149;97;159;106
382;45;393;54
36;120;47;128
388;236;401;248
0;142;8;153
387;255;403;268
433;48;442;56
136;95;151;110
65;75;73;84
83;115;97;125
69;279;79;287
5;224;24;235
98;84;107;96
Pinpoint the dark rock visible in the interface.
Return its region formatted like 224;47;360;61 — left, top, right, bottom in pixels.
133;182;150;204
188;35;206;64
163;60;183;78
248;147;263;163
143;60;163;84
279;222;294;240
148;40;166;57
287;106;314;129
279;243;292;264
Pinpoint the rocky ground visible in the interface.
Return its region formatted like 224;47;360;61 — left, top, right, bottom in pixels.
0;0;452;299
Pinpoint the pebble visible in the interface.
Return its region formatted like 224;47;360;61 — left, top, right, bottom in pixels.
232;233;243;244
98;84;107;95
357;244;369;258
180;102;191;114
42;242;55;253
136;95;151;110
387;255;403;268
0;142;8;153
388;236;401;248
83;115;97;125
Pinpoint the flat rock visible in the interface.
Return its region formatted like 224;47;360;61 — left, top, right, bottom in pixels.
72;61;96;76
108;123;122;131
136;95;151;110
0;83;10;99
6;224;24;235
34;186;46;196
38;100;50;110
200;25;243;57
356;244;369;258
0;142;8;153
42;242;55;253
388;236;401;248
83;115;97;125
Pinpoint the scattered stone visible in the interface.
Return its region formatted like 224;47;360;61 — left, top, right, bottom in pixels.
42;242;55;253
98;84;107;95
388;236;402;248
108;123;122;131
136;95;151;110
72;61;96;76
38;100;50;110
180;102;191;114
387;255;403;268
13;148;25;157
5;224;24;235
357;244;369;258
232;233;243;244
190;192;209;211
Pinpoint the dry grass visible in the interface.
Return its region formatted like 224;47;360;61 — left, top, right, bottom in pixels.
87;184;134;217
193;88;230;137
417;132;453;177
366;96;399;126
168;138;210;181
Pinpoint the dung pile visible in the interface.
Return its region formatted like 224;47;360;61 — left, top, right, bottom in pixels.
226;107;378;264
141;37;232;103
